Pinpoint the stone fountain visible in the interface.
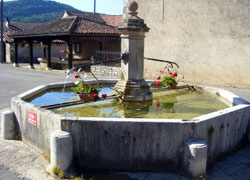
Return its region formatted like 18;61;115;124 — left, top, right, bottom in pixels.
1;1;250;179
114;1;152;102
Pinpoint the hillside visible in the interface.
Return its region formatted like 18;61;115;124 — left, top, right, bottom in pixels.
3;0;81;22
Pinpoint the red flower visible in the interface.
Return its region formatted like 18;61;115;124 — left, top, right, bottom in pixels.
74;74;79;79
94;53;98;57
168;72;172;75
160;70;163;73
92;93;99;100
157;76;161;80
156;102;160;108
89;86;93;89
102;53;106;59
156;81;161;86
173;73;177;77
102;93;107;99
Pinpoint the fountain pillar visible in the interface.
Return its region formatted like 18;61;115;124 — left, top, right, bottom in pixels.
114;1;152;102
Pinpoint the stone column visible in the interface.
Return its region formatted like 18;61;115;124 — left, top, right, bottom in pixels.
183;139;208;178
114;1;152;102
1;109;18;140
50;130;73;171
123;0;135;19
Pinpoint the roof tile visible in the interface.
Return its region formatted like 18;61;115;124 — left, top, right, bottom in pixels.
10;11;122;37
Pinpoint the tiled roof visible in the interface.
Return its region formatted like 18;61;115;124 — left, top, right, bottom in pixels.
13;17;76;36
4;30;15;42
73;17;119;34
100;14;122;27
64;11;106;24
64;10;122;27
10;22;44;30
3;21;44;42
11;14;121;37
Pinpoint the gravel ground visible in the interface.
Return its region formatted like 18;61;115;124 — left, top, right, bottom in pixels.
0;137;54;180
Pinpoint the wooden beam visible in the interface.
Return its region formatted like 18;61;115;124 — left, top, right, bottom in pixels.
47;41;51;69
28;40;34;69
43;44;47;59
13;40;19;67
68;41;72;69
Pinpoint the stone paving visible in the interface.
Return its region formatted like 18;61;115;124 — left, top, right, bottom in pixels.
0;63;250;180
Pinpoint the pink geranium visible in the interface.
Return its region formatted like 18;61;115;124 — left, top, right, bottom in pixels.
156;81;161;86
74;74;79;79
102;93;107;99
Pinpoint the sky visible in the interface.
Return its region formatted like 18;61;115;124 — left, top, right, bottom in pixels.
53;0;123;14
5;0;123;15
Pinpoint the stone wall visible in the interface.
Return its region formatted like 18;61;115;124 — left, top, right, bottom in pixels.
126;0;250;87
91;65;121;77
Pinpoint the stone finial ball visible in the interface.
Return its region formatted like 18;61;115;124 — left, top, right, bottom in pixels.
128;1;138;12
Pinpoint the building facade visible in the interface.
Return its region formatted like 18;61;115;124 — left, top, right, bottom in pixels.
124;0;250;87
10;10;122;69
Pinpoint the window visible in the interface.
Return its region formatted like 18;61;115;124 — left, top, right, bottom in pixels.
73;43;81;54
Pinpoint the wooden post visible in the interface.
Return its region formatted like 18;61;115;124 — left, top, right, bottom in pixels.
28;40;34;69
13;40;19;67
43;43;47;59
68;41;72;69
47;41;51;69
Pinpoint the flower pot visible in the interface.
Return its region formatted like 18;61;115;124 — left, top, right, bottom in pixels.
77;94;92;102
167;83;178;89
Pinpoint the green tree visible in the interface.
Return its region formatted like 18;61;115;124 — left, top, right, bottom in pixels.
2;0;81;22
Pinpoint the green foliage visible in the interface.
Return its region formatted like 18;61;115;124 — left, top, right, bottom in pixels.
58;169;65;179
2;0;81;22
51;166;64;179
161;76;177;87
51;166;59;175
72;81;100;95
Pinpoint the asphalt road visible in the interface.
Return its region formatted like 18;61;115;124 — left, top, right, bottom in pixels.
0;63;76;109
0;63;75;180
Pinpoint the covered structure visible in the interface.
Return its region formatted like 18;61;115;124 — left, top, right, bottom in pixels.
10;10;122;69
3;19;44;64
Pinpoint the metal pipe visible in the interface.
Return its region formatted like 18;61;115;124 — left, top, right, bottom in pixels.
144;57;179;68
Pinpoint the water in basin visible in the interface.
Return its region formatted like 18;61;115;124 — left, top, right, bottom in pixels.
50;88;231;119
27;86;113;107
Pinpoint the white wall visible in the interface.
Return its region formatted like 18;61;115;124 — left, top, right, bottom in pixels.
125;0;250;87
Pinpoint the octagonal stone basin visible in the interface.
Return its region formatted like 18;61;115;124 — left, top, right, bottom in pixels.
11;79;250;171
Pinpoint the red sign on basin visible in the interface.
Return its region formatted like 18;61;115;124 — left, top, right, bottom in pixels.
28;111;37;126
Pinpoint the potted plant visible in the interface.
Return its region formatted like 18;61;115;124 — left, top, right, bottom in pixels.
156;71;178;88
60;48;70;58
72;75;100;101
10;48;15;55
40;42;48;49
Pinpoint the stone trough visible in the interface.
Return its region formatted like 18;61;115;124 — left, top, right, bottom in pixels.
2;2;250;178
3;80;250;177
